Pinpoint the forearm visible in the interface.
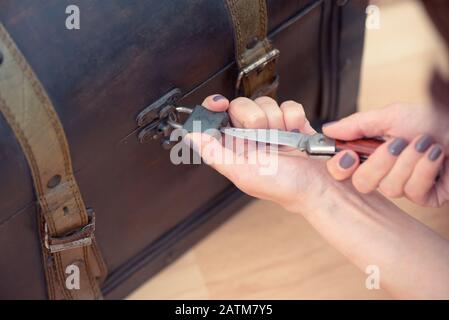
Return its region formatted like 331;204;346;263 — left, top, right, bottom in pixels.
296;180;449;299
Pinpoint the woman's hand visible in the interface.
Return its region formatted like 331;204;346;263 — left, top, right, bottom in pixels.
324;104;449;207
186;94;342;214
187;95;449;299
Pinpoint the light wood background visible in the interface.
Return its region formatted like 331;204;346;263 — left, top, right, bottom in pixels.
128;0;449;300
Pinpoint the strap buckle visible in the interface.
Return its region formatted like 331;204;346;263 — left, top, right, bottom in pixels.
235;48;280;97
44;208;95;253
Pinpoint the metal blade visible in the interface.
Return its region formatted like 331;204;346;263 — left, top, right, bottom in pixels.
220;128;309;150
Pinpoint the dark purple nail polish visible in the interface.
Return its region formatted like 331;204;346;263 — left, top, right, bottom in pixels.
213;94;226;102
322;121;337;128
415;134;434;153
290;129;300;133
339;152;355;169
388;138;408;156
428;145;442;161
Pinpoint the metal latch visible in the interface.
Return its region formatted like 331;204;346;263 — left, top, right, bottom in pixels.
136;88;185;149
136;89;230;149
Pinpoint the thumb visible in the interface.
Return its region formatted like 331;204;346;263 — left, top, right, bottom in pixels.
185;132;248;183
201;94;230;112
185;132;222;166
185;93;230;164
326;150;360;181
322;109;393;140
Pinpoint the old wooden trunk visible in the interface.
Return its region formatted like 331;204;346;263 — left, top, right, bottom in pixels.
0;0;367;299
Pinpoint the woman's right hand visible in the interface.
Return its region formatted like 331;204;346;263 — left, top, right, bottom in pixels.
324;103;449;207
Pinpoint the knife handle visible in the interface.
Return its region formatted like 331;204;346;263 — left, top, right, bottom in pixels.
335;138;384;159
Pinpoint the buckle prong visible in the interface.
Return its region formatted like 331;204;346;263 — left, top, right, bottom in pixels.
44;208;95;253
235;49;280;95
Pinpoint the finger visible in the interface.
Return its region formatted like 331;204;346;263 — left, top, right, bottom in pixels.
186;132;265;193
322;108;393;140
186;132;243;180
378;134;434;198
404;144;445;205
228;97;268;129
279;100;316;134
254;96;285;130
434;157;449;207
352;137;409;193
326;150;360;181
201;94;230;112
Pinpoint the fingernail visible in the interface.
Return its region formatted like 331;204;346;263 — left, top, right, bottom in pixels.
428;145;442;161
322;121;337;128
339;152;355;169
213;94;226;102
290;129;300;133
415;134;434;153
388;138;408;156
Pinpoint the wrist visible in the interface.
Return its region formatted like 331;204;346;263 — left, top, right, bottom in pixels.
284;173;360;218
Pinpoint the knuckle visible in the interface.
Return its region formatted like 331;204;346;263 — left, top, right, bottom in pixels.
255;96;277;106
244;110;267;128
359;110;381;132
280;100;305;113
281;101;306;122
379;181;403;198
230;97;253;109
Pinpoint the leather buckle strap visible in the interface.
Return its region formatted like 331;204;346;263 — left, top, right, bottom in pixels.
225;0;280;99
0;22;107;299
45;209;95;253
235;48;280;98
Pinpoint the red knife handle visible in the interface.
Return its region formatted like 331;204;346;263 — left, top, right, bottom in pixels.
335;138;384;159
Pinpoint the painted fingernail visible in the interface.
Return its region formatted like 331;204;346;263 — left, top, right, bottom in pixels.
290;129;300;133
322;121;337;128
415;134;434;153
213;94;226;102
388;138;408;156
428;145;442;161
339;152;355;169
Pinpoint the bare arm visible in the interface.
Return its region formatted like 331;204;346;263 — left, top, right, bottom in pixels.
300;178;449;299
190;95;449;299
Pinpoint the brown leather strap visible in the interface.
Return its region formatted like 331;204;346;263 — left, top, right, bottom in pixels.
0;22;107;300
225;0;280;98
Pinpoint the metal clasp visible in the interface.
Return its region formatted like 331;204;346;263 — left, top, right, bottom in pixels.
44;208;95;253
235;48;280;96
166;106;193;129
137;88;193;147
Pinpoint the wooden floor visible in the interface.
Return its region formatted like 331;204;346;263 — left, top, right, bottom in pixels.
128;0;449;300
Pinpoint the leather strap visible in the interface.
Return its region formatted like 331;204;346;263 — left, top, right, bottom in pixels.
0;22;107;299
225;0;280;98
